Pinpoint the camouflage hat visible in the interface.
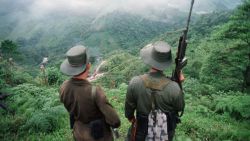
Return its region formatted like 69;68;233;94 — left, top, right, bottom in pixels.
140;41;172;71
60;45;88;76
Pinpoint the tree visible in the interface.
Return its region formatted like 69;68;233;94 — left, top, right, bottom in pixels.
0;40;19;59
216;0;250;46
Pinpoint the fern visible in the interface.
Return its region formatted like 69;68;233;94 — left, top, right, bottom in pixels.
21;106;67;133
215;92;250;119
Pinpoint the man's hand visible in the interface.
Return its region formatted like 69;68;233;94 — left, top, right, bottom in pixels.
179;71;185;82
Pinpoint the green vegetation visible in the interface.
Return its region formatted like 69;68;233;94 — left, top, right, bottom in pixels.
0;0;250;141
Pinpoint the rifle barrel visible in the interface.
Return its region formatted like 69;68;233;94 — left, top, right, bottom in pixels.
186;0;195;32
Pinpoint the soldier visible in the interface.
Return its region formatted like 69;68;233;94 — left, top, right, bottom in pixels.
59;45;120;141
125;41;185;141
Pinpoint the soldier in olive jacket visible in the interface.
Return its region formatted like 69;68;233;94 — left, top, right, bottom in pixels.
59;45;120;141
125;41;185;141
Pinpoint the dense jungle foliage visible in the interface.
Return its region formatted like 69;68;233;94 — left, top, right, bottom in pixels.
0;0;250;141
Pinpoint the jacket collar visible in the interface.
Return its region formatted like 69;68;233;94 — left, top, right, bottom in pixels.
148;71;165;78
70;78;91;86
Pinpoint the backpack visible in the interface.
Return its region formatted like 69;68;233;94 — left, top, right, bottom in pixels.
140;74;170;141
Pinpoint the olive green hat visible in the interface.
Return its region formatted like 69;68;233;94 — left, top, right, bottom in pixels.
140;41;172;71
60;45;88;76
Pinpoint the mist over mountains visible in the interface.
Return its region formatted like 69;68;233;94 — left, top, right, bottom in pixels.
0;0;242;39
0;0;242;64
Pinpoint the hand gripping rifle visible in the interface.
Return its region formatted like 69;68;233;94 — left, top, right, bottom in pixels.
172;0;195;90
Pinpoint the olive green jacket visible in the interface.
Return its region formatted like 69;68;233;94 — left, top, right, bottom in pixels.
125;72;184;119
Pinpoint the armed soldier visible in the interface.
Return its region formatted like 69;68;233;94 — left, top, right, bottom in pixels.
125;0;195;140
125;0;194;140
59;45;120;141
125;41;185;141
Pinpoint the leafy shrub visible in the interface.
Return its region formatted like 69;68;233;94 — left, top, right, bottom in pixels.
95;51;147;87
11;70;33;85
0;59;34;87
177;91;250;141
184;78;216;96
5;83;68;134
178;111;250;141
214;91;250;120
21;106;67;133
186;61;203;79
200;41;248;92
0;115;26;138
47;67;66;86
0;60;13;85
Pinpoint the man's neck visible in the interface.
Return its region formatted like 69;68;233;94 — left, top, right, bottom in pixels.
73;73;88;80
149;68;163;73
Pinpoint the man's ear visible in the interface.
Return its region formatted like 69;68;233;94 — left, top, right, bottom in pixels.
86;63;91;70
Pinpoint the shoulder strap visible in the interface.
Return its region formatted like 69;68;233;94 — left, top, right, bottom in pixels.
150;90;157;110
140;74;171;110
91;86;97;101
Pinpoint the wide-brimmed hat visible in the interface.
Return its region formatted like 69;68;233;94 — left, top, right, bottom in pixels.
60;45;88;76
140;41;172;71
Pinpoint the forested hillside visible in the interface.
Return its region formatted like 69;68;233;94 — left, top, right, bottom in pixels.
0;0;250;141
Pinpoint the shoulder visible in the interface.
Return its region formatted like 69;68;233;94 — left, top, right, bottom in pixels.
129;75;143;85
95;85;103;94
62;80;70;86
95;85;106;99
128;75;144;89
164;80;182;96
59;80;70;93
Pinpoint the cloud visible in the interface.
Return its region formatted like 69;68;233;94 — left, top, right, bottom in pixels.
0;0;242;21
25;0;193;18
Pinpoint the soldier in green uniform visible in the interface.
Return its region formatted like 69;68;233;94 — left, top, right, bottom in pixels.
59;45;120;141
125;41;185;141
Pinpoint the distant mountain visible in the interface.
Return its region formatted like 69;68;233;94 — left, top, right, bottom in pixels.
0;0;242;65
0;10;186;65
193;0;242;14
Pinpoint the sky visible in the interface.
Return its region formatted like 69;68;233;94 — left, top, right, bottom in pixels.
28;0;191;13
5;0;194;18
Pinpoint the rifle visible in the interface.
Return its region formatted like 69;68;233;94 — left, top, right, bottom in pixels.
172;0;195;89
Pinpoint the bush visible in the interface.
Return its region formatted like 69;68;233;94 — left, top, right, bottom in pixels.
95;52;147;87
21;106;67;133
47;67;66;86
4;83;68;134
214;91;250;120
177;92;250;141
12;70;33;85
184;78;216;96
200;41;248;92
